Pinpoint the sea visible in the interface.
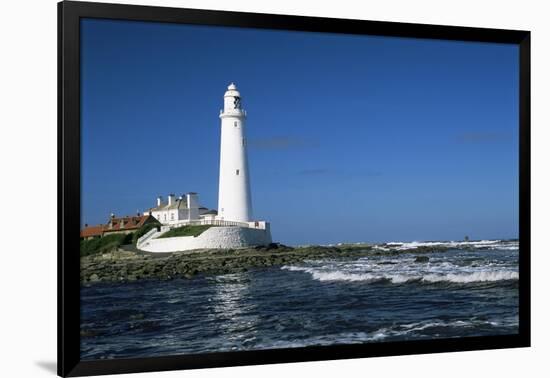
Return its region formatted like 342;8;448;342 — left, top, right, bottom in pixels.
80;239;519;360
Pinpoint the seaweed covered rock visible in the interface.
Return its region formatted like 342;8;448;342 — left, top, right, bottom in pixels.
80;241;454;285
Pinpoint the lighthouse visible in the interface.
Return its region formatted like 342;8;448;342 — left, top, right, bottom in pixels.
135;83;272;253
217;83;253;222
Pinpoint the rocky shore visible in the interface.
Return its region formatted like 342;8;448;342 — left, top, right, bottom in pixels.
80;243;457;285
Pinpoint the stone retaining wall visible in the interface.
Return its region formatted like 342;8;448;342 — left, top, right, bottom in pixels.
139;226;272;253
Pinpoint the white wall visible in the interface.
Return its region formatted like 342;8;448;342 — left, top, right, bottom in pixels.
140;226;272;252
153;208;194;225
1;1;549;378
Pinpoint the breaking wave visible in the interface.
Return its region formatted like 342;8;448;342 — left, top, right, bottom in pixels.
282;266;518;284
284;240;519;286
420;271;518;283
254;317;517;349
381;239;518;251
328;239;518;251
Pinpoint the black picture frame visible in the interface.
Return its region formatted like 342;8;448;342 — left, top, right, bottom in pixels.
58;1;531;376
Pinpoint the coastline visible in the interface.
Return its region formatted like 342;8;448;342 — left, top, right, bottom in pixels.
80;243;519;359
79;242;505;285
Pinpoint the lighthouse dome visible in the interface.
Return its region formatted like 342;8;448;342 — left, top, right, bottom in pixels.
224;82;241;97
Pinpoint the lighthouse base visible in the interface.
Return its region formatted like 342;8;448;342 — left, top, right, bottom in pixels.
138;226;272;253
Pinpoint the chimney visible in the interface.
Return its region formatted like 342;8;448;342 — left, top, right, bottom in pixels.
157;196;163;207
186;192;199;208
187;192;199;220
168;194;175;206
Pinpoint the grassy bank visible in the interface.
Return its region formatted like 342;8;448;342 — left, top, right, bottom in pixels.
80;233;132;257
80;223;160;257
158;225;214;238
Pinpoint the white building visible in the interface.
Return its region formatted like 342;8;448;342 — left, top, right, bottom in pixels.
146;192;215;226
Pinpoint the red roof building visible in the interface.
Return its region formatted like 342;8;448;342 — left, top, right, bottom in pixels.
80;214;159;240
80;225;105;240
103;214;158;235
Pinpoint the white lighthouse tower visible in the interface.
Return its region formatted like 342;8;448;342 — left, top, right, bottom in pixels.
217;83;253;222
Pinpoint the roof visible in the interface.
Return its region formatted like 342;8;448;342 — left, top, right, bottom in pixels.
104;214;155;232
148;198;188;212
80;225;104;238
81;215;158;237
224;83;241;98
201;209;218;215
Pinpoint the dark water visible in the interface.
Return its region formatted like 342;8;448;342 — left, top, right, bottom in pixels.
80;241;519;360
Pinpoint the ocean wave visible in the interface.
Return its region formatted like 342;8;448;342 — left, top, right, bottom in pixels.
282;266;518;284
421;271;518;283
370;317;516;338
254;317;515;350
322;239;519;252
381;239;518;251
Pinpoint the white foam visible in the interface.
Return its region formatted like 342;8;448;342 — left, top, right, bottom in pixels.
379;239;518;251
283;241;518;286
424;270;518;283
283;267;382;282
282;265;518;284
319;239;519;252
386;318;509;335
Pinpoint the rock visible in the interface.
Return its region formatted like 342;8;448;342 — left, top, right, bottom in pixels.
83;243;444;284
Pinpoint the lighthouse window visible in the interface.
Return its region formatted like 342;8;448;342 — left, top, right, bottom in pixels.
234;121;238;127
242;137;246;146
236;169;240;175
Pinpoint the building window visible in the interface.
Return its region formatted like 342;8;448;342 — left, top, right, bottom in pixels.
171;213;174;220
164;214;166;221
236;169;240;175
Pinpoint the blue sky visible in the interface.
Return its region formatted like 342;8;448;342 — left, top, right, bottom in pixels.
81;18;519;245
